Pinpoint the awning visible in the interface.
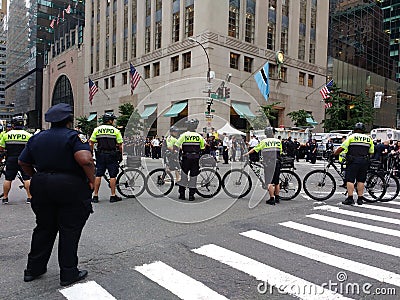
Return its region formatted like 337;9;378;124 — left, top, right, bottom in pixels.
164;101;187;117
140;105;157;119
232;102;256;118
87;113;97;122
306;116;318;125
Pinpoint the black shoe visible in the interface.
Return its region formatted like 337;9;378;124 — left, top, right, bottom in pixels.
26;198;31;204
2;198;8;204
189;195;195;201
342;197;355;205
24;269;46;282
266;198;276;205
110;195;122;203
275;196;280;204
60;270;88;287
357;197;364;205
179;194;186;200
91;196;99;203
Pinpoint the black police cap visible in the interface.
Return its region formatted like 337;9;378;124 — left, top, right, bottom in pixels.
45;103;73;122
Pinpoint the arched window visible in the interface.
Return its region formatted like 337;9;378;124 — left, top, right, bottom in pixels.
52;75;74;108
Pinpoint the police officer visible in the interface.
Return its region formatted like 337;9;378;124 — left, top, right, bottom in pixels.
244;127;282;205
90;112;123;203
293;138;301;162
166;126;181;182
18;103;95;286
174;119;205;201
0;116;32;204
334;122;374;205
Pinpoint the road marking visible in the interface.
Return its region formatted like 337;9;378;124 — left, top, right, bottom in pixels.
361;204;400;214
241;230;400;287
135;261;228;300
307;214;400;238
60;281;116;300
280;221;400;257
313;205;400;225
385;201;400;205
193;244;352;300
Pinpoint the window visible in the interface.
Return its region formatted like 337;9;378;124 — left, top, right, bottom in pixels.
267;23;275;50
183;52;191;69
298;37;306;61
153;62;160;77
171;56;179;72
280;67;287;82
308;74;314;87
111;76;115;88
298;72;305;86
145;27;151;53
185;4;194;37
155;22;162;49
144;65;150;79
104;78;109;89
230;53;240;69
122;72;128;85
172;12;180;42
281;28;288;55
245;0;256;43
244;56;253;73
228;2;240;38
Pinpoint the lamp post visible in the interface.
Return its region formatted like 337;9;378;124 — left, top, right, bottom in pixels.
188;37;211;83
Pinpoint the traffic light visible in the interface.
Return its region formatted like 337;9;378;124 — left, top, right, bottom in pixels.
207;104;211;114
224;87;230;99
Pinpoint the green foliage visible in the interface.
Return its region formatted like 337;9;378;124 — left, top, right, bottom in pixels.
287;109;310;127
250;102;280;130
116;103;143;135
323;84;374;132
75;116;97;137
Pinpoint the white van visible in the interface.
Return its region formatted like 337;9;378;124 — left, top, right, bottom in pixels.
370;128;400;141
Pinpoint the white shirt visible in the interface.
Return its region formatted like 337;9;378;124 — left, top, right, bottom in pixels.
151;138;160;147
223;136;229;147
249;137;259;147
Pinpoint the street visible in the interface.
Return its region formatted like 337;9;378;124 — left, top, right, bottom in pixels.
0;158;399;299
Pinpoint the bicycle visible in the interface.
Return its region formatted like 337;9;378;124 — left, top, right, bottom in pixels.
371;152;400;202
221;155;301;200
302;154;386;202
145;153;221;198
101;156;146;198
0;160;27;198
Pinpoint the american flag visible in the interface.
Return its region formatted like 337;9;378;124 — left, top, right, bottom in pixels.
65;4;71;14
57;14;60;25
319;80;333;100
129;63;141;95
50;19;55;29
88;79;98;105
324;102;333;109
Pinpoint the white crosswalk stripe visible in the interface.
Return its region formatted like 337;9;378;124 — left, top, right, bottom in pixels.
361;204;400;214
60;281;117;300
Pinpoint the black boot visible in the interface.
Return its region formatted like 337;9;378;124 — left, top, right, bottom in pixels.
357;196;364;205
342;197;355;205
266;197;276;205
275;195;280;203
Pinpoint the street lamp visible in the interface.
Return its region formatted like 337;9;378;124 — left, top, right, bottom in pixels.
188;37;211;83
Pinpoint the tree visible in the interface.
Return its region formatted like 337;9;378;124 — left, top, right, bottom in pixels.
323;83;374;132
287;109;310;127
76;116;97;137
116;103;143;135
250;102;281;130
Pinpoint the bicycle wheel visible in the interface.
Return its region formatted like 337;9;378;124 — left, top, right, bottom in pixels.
303;170;336;201
363;171;386;203
196;168;222;198
279;170;301;200
381;174;400;202
116;168;146;198
222;169;252;199
146;168;175;197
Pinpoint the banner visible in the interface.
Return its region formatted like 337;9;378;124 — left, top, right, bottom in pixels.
374;92;383;108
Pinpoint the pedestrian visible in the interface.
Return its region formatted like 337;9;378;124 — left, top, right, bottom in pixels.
293;138;301;162
248;134;260;162
0;116;32;204
244;127;282;205
230;136;237;162
222;132;229;164
309;139;318;164
89;112;123;203
334;122;374;205
285;136;295;158
151;136;161;159
174;119;205;201
18;103;95;286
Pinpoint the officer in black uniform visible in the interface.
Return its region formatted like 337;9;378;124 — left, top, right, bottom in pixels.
18;103;95;286
174;119;205;201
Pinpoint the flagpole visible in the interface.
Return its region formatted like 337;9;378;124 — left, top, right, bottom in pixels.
140;77;152;92
239;58;270;87
90;79;111;101
305;80;332;100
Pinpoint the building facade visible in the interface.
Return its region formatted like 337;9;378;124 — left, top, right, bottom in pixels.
0;0;7;124
81;0;329;136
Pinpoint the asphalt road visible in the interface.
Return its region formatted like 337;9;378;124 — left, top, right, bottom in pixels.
0;158;399;300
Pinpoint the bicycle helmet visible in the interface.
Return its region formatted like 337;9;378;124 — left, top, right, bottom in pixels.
185;119;199;131
354;122;366;133
264;126;275;138
11;116;24;127
170;126;179;132
102;112;117;123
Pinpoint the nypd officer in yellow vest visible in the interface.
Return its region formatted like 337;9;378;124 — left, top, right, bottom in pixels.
244;127;282;205
89;112;123;203
174;119;205;201
334;122;374;205
166;126;181;182
0;116;32;204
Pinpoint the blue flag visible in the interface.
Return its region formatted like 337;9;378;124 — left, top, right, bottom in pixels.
254;62;270;102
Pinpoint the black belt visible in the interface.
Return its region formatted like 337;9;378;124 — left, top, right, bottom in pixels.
97;150;117;154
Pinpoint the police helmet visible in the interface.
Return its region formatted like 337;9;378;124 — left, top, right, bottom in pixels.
102;112;117;123
11;116;24;127
264;126;275;138
185;119;199;131
170;126;179;133
354;122;366;133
